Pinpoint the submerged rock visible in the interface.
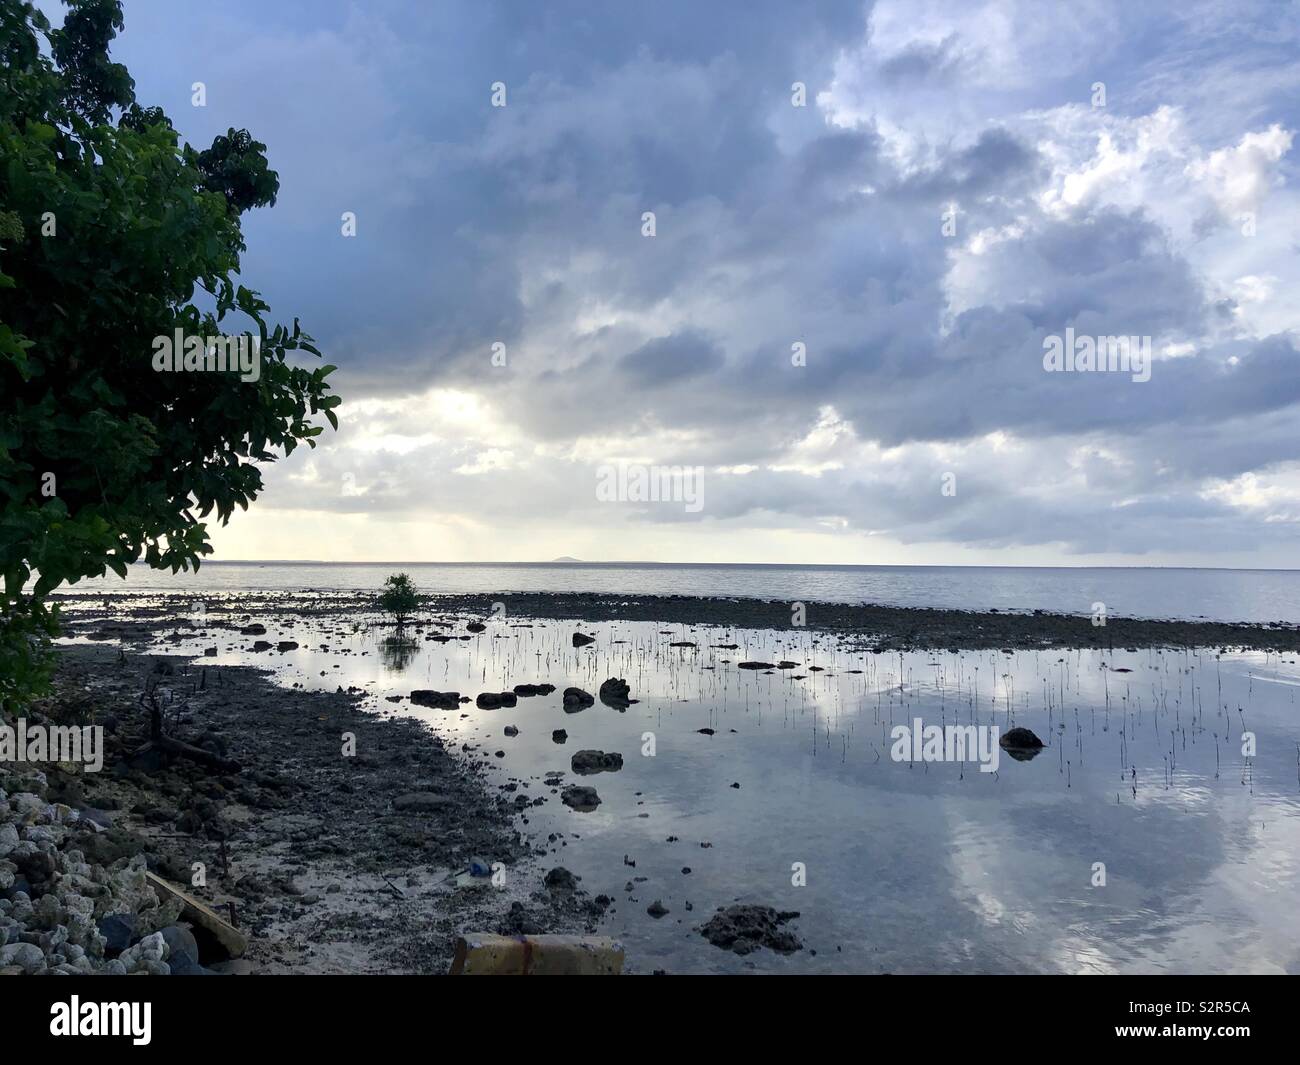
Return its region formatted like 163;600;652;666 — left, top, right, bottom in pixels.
572;633;596;647
737;661;775;670
699;905;802;955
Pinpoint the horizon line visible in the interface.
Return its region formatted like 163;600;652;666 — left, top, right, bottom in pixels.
187;559;1300;573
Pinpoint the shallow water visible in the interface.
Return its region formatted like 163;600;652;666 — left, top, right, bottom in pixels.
67;608;1300;974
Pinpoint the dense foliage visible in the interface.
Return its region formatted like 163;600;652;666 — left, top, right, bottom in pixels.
0;0;340;711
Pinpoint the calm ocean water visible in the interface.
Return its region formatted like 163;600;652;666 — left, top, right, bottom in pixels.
64;561;1300;624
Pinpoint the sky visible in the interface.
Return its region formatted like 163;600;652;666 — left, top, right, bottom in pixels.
60;1;1300;564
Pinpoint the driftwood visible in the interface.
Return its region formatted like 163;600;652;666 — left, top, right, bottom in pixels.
450;934;625;975
134;679;242;774
145;872;248;960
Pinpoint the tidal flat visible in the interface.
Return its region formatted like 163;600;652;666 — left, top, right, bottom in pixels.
39;590;1300;974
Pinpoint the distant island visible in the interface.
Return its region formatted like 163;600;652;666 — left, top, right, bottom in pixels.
550;556;583;563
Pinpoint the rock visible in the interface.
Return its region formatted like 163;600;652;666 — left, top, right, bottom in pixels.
544;867;579;892
561;786;601;812
159;924;200;967
647;899;669;918
251;640;272;652
738;661;776;670
165;951;216;975
409;690;460;710
0;941;45;974
999;727;1045;761
175;809;204;835
513;683;556;697
571;750;624;775
239;624;267;635
466;622;486;633
276;641;299;652
503;725;519;737
551;730;568;744
598;677;631;707
571;633;595;647
476;692;518;709
699;905;802;955
562;688;594;712
393;792;453;812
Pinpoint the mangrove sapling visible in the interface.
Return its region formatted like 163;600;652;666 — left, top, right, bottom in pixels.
378;573;420;643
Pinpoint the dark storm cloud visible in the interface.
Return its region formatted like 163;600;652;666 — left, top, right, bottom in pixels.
105;0;1300;559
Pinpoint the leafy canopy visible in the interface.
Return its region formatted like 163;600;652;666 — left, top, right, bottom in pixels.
0;0;341;711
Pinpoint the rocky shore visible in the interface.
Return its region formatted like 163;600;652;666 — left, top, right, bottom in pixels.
1;645;603;975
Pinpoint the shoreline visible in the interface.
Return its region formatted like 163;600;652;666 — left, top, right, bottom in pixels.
1;644;602;975
54;588;1300;652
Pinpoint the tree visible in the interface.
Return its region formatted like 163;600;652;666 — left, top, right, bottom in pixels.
378;573;419;633
0;0;340;713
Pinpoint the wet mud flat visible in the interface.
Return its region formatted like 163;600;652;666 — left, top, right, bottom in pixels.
18;644;602;974
59;588;1300;652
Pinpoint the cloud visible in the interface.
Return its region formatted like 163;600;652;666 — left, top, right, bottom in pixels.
102;0;1300;564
